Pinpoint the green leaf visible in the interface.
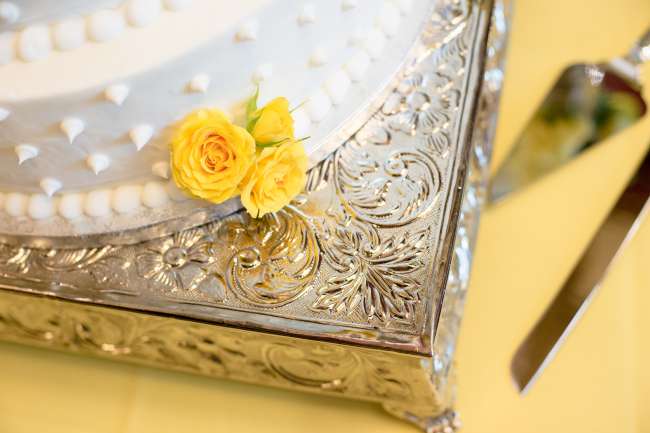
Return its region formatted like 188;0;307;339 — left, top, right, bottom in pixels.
256;137;291;148
246;85;259;121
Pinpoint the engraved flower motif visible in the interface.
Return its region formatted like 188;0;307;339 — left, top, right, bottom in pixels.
136;229;216;293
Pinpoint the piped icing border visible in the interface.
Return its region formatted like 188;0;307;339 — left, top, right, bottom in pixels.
0;0;193;64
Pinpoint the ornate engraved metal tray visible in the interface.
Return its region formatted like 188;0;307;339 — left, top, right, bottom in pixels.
0;0;510;431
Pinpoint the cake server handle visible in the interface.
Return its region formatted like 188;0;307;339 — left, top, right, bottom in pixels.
510;147;650;394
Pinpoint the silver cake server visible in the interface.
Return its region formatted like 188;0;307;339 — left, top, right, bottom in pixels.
511;148;650;394
488;28;650;204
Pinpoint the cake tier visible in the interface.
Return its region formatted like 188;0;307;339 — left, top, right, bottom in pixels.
0;0;427;235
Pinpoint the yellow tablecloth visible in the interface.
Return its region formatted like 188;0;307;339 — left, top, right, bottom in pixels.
2;1;650;432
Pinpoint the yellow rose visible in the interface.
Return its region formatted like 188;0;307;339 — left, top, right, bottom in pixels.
171;109;255;204
240;141;308;218
250;97;295;146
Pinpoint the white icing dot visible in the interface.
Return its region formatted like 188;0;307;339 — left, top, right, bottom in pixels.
364;29;386;59
0;107;9;121
306;89;332;123
341;0;357;11
251;63;273;84
60;117;85;143
151;161;170;179
188;73;210;93
165;181;188;202
58;193;84;219
129;124;154;150
345;51;370;81
0;32;15;65
142;181;169;208
0;2;19;25
53;17;86;51
127;0;162;28
297;4;316;26
309;47;328;67
15;144;39;165
163;0;192;10
28;194;55;220
5;193;27;217
17;26;52;62
377;2;401;37
88;10;126;43
112;185;142;214
325;70;352;105
40;178;62;197
84;189;112;217
86;154;111;175
104;83;130;106
235;20;258;42
292;108;311;139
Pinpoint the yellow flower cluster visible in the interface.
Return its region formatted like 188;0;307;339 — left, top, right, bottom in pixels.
170;90;308;218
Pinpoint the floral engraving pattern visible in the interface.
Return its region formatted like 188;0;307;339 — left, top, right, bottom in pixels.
0;0;474;334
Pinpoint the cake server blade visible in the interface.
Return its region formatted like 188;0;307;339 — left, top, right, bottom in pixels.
511;149;650;394
488;28;650;204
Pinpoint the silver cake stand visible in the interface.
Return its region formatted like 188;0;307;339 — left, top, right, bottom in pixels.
0;0;509;431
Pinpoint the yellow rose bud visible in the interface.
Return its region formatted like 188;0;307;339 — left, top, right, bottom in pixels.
250;97;295;146
171;109;256;204
240;140;308;218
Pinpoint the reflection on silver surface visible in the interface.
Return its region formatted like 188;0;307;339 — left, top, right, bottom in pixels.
511;150;650;394
489;27;650;204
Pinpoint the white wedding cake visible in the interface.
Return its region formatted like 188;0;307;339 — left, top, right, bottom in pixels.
0;0;424;235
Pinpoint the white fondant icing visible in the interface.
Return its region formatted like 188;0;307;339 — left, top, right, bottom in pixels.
292;108;311;139
0;0;425;225
112;184;142;214
17;26;52;62
15;144;39;165
104;83;130;106
163;0;193;11
28;194;55;220
129;124;154;150
309;47;328;67
345;51;370;81
391;0;412;15
325;69;351;105
0;107;9;121
347;29;366;47
251;63;273;84
235;20;258;42
58;193;84;220
53;17;86;51
151;161;170;179
40;177;62;196
87;154;111;175
84;189;112;217
297;4;316;26
142;181;169;208
188;73;210;93
377;2;400;37
127;0;162;28
5;193;27;217
0;2;19;25
306;89;332;123
88;10;126;43
341;0;357;11
60;116;85;143
364;29;386;59
0;32;15;65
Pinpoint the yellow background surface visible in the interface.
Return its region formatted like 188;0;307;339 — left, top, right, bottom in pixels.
2;1;650;432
